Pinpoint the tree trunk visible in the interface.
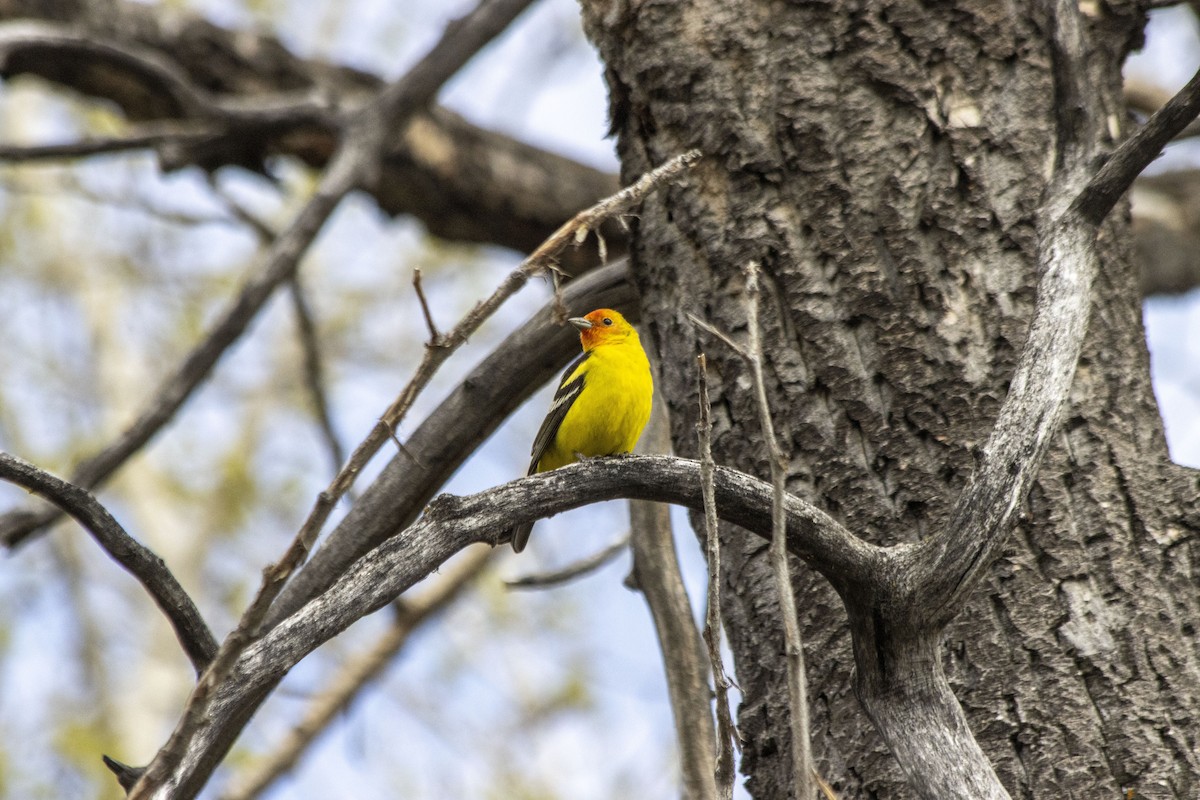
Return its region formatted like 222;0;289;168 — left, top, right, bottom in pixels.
580;1;1200;797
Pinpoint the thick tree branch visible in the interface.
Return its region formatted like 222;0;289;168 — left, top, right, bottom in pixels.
127;2;538;796
121;453;876;799
217;547;492;800
0;452;217;674
627;395;717;800
0;0;623;268
910;60;1200;622
267;260;636;624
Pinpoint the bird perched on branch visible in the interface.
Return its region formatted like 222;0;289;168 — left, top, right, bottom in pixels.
508;308;653;553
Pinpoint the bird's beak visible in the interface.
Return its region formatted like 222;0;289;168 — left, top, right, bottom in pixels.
568;317;593;330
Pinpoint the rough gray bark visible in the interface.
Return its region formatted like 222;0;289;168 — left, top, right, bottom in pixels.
580;1;1200;798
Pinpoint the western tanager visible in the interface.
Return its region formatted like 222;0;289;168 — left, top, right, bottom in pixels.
508;308;653;552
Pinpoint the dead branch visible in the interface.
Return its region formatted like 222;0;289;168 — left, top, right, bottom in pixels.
626;395;717;800
743;262;814;799
0;452;217;674
217;547;492;800
117;451;874;800
127;1;539;796
506;535;629;589
696;355;737;800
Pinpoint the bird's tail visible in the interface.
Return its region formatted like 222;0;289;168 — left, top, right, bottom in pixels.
509;521;534;553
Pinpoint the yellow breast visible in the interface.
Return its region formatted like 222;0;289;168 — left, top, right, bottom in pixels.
536;339;653;472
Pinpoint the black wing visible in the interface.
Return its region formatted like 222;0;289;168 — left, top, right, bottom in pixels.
527;350;590;474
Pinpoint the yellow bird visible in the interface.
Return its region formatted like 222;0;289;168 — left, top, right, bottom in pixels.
508;308;653;552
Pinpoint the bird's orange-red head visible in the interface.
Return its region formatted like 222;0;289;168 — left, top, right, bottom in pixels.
569;308;637;351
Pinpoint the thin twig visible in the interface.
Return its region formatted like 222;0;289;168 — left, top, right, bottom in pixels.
127;2;539;797
0;123;222;162
207;182;279;244
506;534;630;589
412;268;444;345
743;262;814;799
217;547;493;800
696;354;737;800
525;148;700;269
687;313;748;359
0;452;217;674
273;147;704;625
288;276;347;475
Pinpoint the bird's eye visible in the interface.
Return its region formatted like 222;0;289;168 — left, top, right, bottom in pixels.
602;317;613;326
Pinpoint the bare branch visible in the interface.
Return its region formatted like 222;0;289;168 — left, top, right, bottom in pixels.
128;2;538;797
1075;65;1200;226
122;452;876;800
506;535;629;589
288;277;347;475
412;268;444;345
523;148;700;268
626;396;717;800
743;262;814;799
910;60;1200;622
696;355;737;800
687;313;749;360
0;452;217;674
217;547;492;800
0;123;221;161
